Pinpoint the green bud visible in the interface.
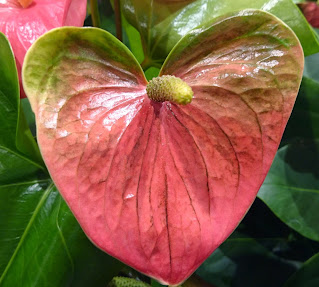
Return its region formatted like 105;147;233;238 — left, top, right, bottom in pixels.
108;277;151;287
146;75;193;105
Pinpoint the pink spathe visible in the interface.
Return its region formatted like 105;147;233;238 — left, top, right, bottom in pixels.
0;0;87;97
22;11;304;285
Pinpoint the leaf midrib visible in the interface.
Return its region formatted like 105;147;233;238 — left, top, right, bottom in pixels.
0;182;54;284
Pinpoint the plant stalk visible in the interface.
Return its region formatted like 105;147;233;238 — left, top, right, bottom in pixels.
90;0;101;28
114;0;123;41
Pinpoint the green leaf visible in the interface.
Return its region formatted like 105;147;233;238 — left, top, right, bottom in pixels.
0;181;124;287
0;32;43;176
304;52;319;82
258;141;319;241
196;236;300;287
151;279;164;287
122;15;144;63
282;77;319;143
284;252;319;287
144;67;160;81
303;29;319;83
21;98;36;136
122;0;318;66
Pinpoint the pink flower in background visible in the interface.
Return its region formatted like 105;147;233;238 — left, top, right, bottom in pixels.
298;2;319;28
0;0;87;98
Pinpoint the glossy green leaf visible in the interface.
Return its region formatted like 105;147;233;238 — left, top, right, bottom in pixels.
0;32;43;177
122;15;144;63
0;33;19;136
151;279;164;287
282;77;319;143
145;67;160;81
197;236;299;287
284;252;319;287
0;181;124;287
237;198;319;262
304;51;319;82
21;98;36;136
122;0;318;65
258;141;319;241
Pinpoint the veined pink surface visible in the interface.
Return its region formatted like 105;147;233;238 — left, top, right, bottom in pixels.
0;0;87;97
23;10;304;286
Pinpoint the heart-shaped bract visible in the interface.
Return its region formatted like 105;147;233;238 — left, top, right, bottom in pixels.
0;0;87;98
23;10;304;285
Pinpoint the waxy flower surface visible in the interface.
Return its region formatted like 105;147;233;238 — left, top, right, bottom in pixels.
23;10;304;286
0;0;87;97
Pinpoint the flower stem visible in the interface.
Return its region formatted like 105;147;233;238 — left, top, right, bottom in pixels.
114;0;122;41
90;0;101;28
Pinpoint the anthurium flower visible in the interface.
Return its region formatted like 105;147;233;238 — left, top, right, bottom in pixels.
298;1;319;28
0;0;87;98
22;10;304;286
